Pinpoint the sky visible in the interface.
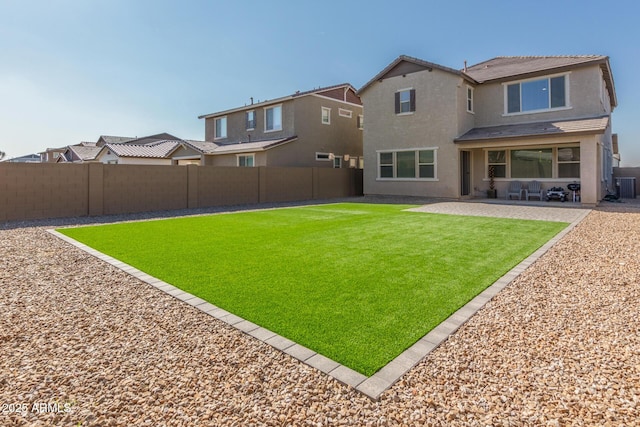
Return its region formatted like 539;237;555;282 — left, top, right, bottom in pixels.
1;0;639;165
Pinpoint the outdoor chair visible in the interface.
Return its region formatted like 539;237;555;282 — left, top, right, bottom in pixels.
506;181;524;200
526;180;543;201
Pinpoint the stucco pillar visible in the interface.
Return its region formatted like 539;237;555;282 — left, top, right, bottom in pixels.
579;137;599;207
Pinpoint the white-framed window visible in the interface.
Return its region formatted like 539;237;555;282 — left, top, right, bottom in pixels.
357;114;364;130
338;108;352;118
321;107;331;124
487;150;507;178
466;86;474;113
246;110;255;130
557;147;580;178
237;154;255;167
395;88;415;114
315;152;331;161
214;116;227;139
484;146;580;179
264;104;282;132
504;74;569;115
333;155;342;168
358;157;364;169
377;149;437;180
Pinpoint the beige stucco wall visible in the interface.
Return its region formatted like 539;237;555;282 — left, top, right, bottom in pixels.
289;95;363;167
473;65;611;127
203;151;268;167
361;67;466;197
458;133;603;206
204;100;296;143
202;95;363;168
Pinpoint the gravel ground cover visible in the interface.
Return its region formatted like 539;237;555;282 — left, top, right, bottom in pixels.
1;202;639;426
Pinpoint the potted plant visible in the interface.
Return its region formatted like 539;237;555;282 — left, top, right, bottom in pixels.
487;165;497;198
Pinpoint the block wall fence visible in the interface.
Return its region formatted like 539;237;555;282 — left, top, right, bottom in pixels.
613;167;640;197
0;163;363;222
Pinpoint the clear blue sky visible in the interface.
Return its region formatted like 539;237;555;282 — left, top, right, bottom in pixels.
1;0;638;165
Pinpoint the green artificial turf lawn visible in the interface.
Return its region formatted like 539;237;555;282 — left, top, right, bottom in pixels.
58;203;568;376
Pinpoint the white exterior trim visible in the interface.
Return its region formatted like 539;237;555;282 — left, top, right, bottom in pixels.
376;147;438;181
214;116;227;140
263;104;283;133
236;153;255;167
310;93;363;109
502;71;572;116
338;108;353;118
321;106;331;125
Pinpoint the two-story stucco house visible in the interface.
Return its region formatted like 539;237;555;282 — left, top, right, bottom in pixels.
358;55;617;206
196;83;363;168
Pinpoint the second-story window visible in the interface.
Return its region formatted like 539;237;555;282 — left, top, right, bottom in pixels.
321;107;331;124
265;105;282;132
395;89;415;114
466;86;474;113
246;110;255;130
506;75;567;114
215;117;227;139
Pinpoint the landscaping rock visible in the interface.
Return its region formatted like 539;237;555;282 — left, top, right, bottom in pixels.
1;204;639;425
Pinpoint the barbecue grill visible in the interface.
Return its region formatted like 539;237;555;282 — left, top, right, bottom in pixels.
567;182;581;202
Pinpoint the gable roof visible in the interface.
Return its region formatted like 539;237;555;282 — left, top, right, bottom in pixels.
123;133;181;145
100;140;182;159
68;144;102;161
358;55;475;95
464;55;617;108
211;137;298;154
358;54;617;109
98;135;135;145
198;83;360;119
464;55;606;82
455;115;610;143
183;137;298;155
183;140;219;154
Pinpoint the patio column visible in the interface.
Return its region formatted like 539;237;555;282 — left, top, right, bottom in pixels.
579;137;599;207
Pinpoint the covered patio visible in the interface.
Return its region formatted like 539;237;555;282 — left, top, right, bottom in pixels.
455;116;614;207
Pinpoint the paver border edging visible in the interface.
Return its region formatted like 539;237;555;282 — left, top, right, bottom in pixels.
46;207;590;401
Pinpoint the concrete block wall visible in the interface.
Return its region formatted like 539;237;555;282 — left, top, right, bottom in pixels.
613;167;640;197
0;164;362;222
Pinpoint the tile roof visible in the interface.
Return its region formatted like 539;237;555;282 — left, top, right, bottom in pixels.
358;55;473;95
198;84;360;119
103;140;181;158
455;116;609;143
210;137;297;154
464;55;608;83
99;135;135;144
123;133;181;145
358;54;616;108
69;144;102;161
183;140;219;154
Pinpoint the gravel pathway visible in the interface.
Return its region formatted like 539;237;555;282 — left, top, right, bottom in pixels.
1;204;639;425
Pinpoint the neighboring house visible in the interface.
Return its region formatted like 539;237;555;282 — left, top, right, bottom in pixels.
53;133;201;165
5;153;41;163
197;83;363;168
96;135;136;146
358;55;617;206
39;147;66;163
95;137;194;165
58;142;102;163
